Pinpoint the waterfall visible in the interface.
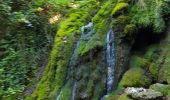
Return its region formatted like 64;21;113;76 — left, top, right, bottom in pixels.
69;22;94;66
70;22;94;100
101;29;115;100
106;28;115;93
56;88;63;100
56;22;94;100
71;82;77;100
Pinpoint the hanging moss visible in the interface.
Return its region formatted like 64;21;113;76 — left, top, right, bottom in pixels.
112;15;131;31
112;15;137;40
31;10;91;100
124;24;136;36
78;0;116;56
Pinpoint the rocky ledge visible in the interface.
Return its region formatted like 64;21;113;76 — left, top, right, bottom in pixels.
125;87;163;100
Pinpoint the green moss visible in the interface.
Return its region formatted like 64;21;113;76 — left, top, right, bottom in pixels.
159;57;170;84
117;94;132;100
112;2;128;16
150;83;170;96
105;95;119;100
120;68;151;87
105;93;132;100
112;15;131;37
78;0;116;56
168;90;170;97
158;41;170;84
149;63;159;79
92;82;105;100
31;10;90;100
118;0;130;3
124;24;137;36
112;15;130;26
144;45;160;61
130;0;166;33
129;55;149;68
86;79;94;98
58;81;72;100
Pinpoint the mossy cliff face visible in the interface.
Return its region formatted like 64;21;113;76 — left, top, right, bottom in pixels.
29;1;99;99
31;12;90;100
62;1;116;99
105;0;170;99
107;0;170;100
111;0;137;88
29;0;170;100
71;51;107;100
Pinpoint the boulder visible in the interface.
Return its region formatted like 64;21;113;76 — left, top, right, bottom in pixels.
150;83;170;95
125;87;163;100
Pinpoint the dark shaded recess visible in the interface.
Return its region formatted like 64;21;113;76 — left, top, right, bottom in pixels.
132;27;164;51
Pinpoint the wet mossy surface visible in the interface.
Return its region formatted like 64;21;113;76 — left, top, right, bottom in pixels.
78;0;116;56
28;0;170;100
58;80;72;100
119;67;151;87
31;8;92;100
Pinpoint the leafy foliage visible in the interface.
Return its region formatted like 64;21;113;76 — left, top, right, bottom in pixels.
0;0;59;98
130;0;168;32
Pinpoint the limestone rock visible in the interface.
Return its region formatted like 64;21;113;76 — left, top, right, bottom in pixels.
125;87;163;100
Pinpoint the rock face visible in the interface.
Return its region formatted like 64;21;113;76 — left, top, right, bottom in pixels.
125;87;163;100
150;83;170;96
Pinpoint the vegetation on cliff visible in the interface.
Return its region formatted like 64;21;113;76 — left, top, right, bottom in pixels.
0;0;170;100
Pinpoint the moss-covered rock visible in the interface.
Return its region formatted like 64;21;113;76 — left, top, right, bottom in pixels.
130;44;162;80
58;81;72;100
78;0;116;56
112;2;128;16
158;56;170;84
117;94;132;100
158;45;170;84
111;14;137;41
150;83;170;96
129;55;149;68
119;68;151;87
105;93;132;100
31;9;91;100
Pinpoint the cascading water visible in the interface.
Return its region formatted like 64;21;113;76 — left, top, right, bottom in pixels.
70;22;94;100
101;29;115;100
106;28;115;93
56;88;63;100
69;22;93;66
56;22;94;100
71;82;77;100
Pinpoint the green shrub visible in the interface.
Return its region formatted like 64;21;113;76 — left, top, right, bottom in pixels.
130;0;166;33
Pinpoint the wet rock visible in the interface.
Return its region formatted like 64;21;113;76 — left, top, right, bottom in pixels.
125;87;163;100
